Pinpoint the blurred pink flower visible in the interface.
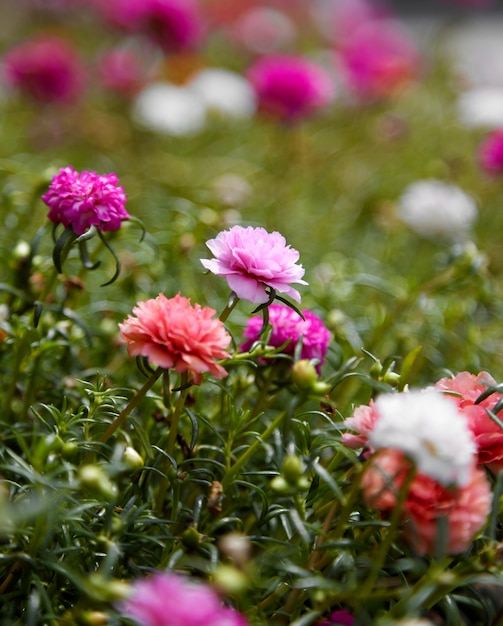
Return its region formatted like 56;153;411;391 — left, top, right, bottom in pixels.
247;54;335;122
201;225;307;304
362;448;491;555
119;293;231;384
338;19;420;100
42;166;129;236
313;0;387;44
435;371;503;472
118;571;248;626
478;128;503;175
94;0;205;53
2;36;86;104
97;49;144;96
241;304;331;371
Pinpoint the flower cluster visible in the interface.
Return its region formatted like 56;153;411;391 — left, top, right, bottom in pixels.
119;293;231;384
240;303;331;371
42;166;129;236
201;225;307;304
343;383;495;554
118;572;248;626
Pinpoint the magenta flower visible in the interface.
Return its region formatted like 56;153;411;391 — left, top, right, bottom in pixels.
317;609;355;626
201;225;307;304
478;128;503;174
119;293;231;384
97;49;144;96
338;19;420;100
42;166;129;236
241;304;331;371
118;572;248;626
2;36;85;104
247;54;335;122
94;0;205;53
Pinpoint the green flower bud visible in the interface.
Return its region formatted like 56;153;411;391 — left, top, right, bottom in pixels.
122;446;144;471
292;360;330;395
282;454;303;485
79;465;117;501
212;564;248;595
182;526;202;549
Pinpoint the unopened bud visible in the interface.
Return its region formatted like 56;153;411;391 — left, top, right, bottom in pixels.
212;564;248;595
292;360;330;394
79;465;117;500
122;446;144;471
282;455;303;485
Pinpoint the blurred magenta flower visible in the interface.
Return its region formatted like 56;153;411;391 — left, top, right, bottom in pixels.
247;54;335;122
338;19;420;100
94;0;205;53
362;448;491;555
118;571;248;626
119;293;231;384
2;36;85;104
97;49;144;96
201;225;307;304
317;609;355;626
42;166;129;236
478;128;503;174
241;304;331;371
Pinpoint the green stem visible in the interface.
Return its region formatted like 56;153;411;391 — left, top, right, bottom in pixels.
166;373;190;457
99;367;163;444
36;230;78;308
222;406;291;490
219;291;240;323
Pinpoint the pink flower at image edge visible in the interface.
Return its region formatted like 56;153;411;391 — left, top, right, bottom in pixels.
42;166;129;236
118;571;248;626
201;225;307;304
119;293;231;384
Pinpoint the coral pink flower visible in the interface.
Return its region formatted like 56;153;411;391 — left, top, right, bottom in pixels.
93;0;205;53
241;304;331;371
2;36;85;104
201;225;307;304
42;166;129;236
247;54;335;122
338;20;420;100
362;449;491;555
435;371;503;472
119;293;231;384
478;128;503;175
118;571;248;626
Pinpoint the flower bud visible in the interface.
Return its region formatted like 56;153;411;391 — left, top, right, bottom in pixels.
282;454;303;485
212;564;248;595
292;360;330;394
79;465;117;500
182;526;202;550
122;446;144;471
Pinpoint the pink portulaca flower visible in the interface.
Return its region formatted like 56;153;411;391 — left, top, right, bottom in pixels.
2;36;86;104
201;225;307;304
118;572;248;626
338;19;420;100
435;371;503;472
247;54;335;122
119;293;231;384
94;0;205;53
362;448;491;555
241;304;331;371
97;49;144;96
42;166;129;236
478;128;503;175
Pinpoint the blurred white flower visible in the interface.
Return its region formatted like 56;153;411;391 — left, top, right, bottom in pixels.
457;86;503;128
132;82;206;136
369;390;476;487
188;68;256;120
397;179;477;241
212;173;253;208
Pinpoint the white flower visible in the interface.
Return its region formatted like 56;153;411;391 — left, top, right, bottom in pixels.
132;82;206;136
397;179;477;241
368;390;476;487
188;68;257;120
457;86;503;129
